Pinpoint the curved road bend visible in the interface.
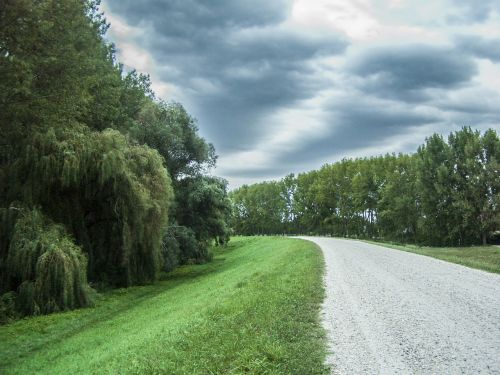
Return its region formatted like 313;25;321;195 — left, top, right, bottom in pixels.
299;237;500;374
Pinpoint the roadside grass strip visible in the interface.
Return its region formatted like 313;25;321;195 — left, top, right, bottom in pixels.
366;240;500;274
0;237;328;374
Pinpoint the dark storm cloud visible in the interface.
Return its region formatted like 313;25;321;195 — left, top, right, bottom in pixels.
455;35;500;62
349;45;478;102
188;34;345;144
105;0;348;151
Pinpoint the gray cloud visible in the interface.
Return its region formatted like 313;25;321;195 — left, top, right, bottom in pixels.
436;86;500;116
447;0;500;23
106;0;348;152
277;97;441;163
220;165;295;179
223;102;440;179
455;35;500;62
349;45;477;101
103;1;500;187
107;0;291;29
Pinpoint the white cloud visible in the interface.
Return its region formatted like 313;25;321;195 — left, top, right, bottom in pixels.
474;59;500;91
290;0;378;39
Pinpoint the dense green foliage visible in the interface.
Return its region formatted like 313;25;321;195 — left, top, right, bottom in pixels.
0;237;328;374
231;128;500;246
0;0;230;319
133;100;231;260
3;208;91;317
161;226;207;272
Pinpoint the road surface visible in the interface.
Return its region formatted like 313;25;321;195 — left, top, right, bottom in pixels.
299;237;500;374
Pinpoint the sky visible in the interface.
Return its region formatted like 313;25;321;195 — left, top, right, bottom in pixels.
101;0;500;188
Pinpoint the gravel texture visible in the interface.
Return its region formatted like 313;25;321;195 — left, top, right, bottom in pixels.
299;237;500;375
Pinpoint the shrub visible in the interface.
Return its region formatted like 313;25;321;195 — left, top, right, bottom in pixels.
161;229;181;272
0;292;17;324
5;208;93;316
161;226;212;272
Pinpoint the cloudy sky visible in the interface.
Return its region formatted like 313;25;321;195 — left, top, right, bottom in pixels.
101;0;500;188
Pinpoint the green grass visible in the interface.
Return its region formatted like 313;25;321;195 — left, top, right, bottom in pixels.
0;237;329;374
366;240;500;273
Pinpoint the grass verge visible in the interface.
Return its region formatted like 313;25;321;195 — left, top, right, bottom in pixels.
365;240;500;273
0;236;329;374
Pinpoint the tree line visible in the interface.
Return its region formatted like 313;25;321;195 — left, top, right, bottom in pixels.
0;0;231;321
230;128;499;246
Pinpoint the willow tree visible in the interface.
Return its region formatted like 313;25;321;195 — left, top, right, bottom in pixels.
1;0;175;321
3;126;173;286
3;207;91;316
0;0;235;322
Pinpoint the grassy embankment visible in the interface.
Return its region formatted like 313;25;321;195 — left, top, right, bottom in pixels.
0;237;328;374
367;240;500;273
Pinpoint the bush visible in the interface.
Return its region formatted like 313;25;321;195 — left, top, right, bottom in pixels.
0;292;17;324
5;208;93;316
161;229;181;272
161;226;212;272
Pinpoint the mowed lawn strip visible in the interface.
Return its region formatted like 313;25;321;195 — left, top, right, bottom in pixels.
366;240;500;274
0;237;329;374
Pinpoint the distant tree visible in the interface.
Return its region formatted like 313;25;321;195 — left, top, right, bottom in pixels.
229;128;498;246
294;171;323;234
280;174;297;234
416;134;454;245
480;129;500;244
379;154;419;243
230;181;287;235
446;128;500;244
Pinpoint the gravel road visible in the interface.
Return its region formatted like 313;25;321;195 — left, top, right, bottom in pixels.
299;237;500;375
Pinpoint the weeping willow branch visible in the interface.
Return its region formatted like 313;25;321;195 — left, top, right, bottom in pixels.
5;208;92;316
5;124;173;288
